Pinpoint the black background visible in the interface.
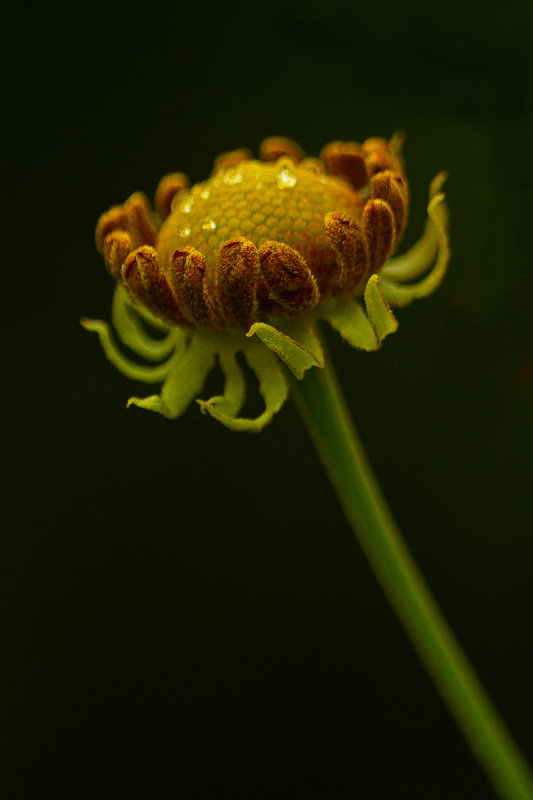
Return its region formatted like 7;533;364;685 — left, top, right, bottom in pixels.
4;1;533;797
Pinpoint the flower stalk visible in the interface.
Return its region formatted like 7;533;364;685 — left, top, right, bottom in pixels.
289;348;533;800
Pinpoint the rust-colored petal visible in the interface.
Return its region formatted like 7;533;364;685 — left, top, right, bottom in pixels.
258;241;319;316
122;246;184;325
362;138;403;177
215;237;259;330
123;192;158;248
324;211;369;295
361;199;396;270
299;157;324;175
260;136;305;163
155;172;189;220
320;141;369;190
95;205;128;252
213;148;253;172
103;230;132;280
370;170;409;242
168;247;212;327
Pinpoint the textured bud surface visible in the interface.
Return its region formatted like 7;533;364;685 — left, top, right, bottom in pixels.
157;159;362;293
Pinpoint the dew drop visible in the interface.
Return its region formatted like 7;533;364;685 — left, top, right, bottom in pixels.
277;167;297;189
201;216;217;231
180;197;195;214
200;186;211;200
223;168;243;185
179;225;191;238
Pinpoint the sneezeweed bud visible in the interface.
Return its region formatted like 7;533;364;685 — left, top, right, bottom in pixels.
83;135;449;431
82;143;533;797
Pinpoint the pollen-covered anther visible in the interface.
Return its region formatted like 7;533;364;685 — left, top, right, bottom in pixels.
155;173;189;220
215;237;260;331
324;212;369;295
213;148;253;172
121;246;184;325
259;136;305;163
258;241;319;316
361;200;396;270
103;230;132;280
370;170;409;242
169;247;213;328
320;141;369;190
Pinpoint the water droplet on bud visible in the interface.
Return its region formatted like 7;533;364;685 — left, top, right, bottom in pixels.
276;167;297;189
180;197;195;214
223;168;243;185
201;216;217;231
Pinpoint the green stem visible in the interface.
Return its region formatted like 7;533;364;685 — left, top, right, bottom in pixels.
289;355;533;800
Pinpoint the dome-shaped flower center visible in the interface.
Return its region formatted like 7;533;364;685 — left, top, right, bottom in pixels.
157;158;364;290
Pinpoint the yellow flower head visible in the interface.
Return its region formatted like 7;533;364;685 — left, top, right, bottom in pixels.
83;135;449;430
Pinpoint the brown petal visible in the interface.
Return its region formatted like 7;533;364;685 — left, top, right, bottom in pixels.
95;205;128;252
370;170;409;242
258;241;319;316
168;247;212;327
362;138;403;177
320;141;368;189
259;137;305;163
361;200;396;270
213;148;252;172
215;237;259;330
324;211;369;294
103;230;132;280
123;192;158;248
155;173;189;220
122;246;184;325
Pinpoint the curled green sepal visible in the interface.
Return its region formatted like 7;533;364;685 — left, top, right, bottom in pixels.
246;321;323;378
81;317;178;383
127;334;214;418
197;346;246;419
379;172;450;307
198;342;288;432
112;286;180;362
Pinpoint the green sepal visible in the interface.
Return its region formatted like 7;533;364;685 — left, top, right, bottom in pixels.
81;317;177;383
198;343;288;432
122;290;172;332
246;321;323;378
112;287;181;362
128;333;215;418
126;393;173;417
283;318;325;369
380;173;450;308
320;298;380;351
364;274;399;341
198;346;246;419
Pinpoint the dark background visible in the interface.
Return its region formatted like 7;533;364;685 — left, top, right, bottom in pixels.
4;1;532;797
